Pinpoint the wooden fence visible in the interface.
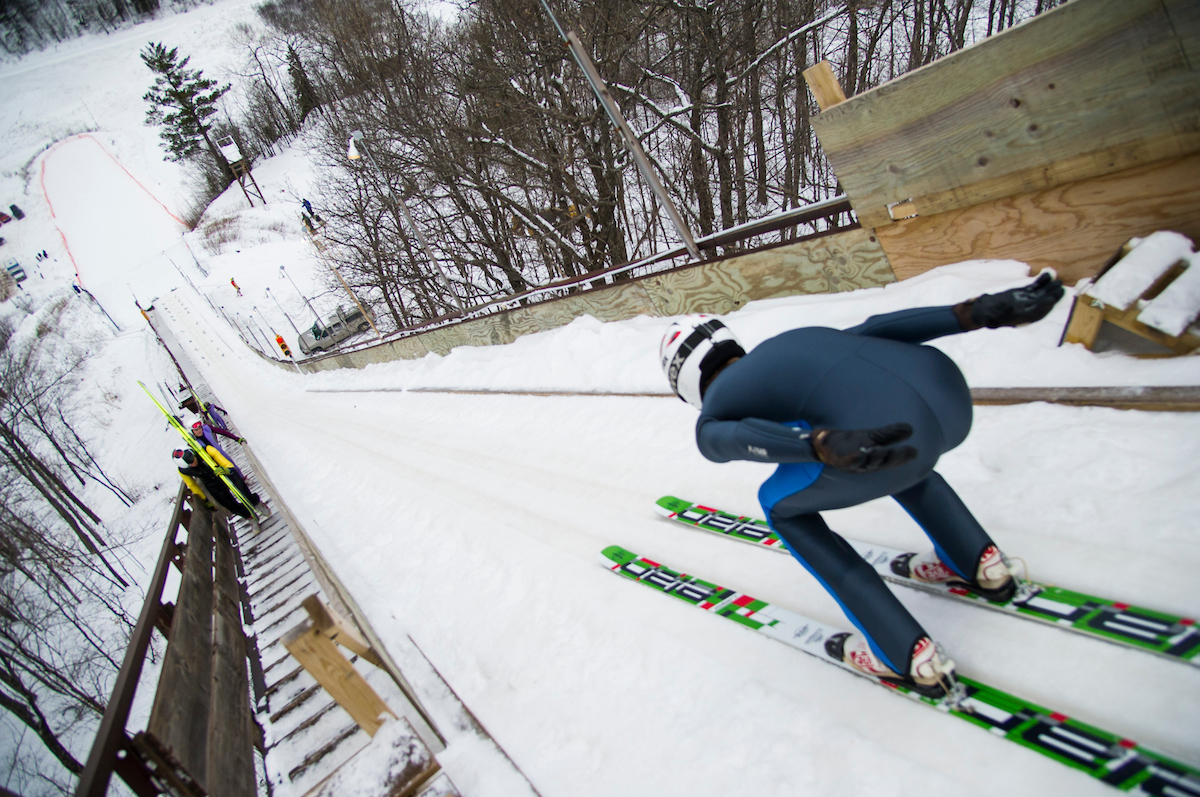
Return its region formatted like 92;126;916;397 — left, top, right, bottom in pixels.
76;486;259;797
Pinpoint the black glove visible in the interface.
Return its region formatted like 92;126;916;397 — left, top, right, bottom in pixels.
955;272;1065;330
812;423;917;473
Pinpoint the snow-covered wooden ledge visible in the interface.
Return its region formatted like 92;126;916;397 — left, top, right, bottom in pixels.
1062;231;1200;356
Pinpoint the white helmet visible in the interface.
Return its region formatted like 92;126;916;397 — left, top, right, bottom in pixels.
660;316;744;409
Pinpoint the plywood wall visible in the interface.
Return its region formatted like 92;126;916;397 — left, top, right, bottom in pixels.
811;0;1200;232
877;152;1200;285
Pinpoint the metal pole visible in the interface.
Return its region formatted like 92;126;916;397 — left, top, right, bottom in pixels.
265;287;301;335
537;0;700;260
249;313;278;354
236;313;268;353
180;236;209;277
280;265;321;324
232;314;255;349
252;306;275;337
218;305;247;343
311;246;383;340
350;131;465;314
76;286;121;332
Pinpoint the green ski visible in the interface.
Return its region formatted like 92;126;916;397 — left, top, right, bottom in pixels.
602;544;1200;793
655;496;1199;667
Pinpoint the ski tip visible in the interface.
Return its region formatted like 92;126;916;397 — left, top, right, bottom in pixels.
655;496;689;514
600;546;638;570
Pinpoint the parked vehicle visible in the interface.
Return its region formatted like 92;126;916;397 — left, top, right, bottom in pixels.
3;257;26;283
298;306;371;354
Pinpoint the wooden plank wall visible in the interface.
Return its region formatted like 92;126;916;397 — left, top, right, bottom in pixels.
878;152;1200;285
145;502;257;796
297;227;894;372
147;502;215;783
810;0;1200;284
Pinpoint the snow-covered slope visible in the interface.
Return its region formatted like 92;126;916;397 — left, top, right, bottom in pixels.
155;269;1200;797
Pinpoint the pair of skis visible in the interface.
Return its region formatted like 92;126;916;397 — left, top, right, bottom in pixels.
654;496;1199;667
600;496;1199;793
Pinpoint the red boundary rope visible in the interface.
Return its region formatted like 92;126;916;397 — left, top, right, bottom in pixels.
39;133;188;289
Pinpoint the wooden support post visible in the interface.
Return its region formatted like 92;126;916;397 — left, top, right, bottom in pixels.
282;621;396;737
301;594;383;667
155;602;175;638
1062;295;1106;349
170;542;186;572
802;61;847;111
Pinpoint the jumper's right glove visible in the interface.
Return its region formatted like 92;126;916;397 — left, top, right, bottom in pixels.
812;423;917;473
954;271;1065;330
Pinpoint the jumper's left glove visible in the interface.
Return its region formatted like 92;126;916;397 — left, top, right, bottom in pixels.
237;438;246;444
812;423;917;473
954;271;1064;330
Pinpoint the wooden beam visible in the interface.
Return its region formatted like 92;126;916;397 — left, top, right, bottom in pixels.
207;527;257;797
147;503;215;787
1062;295;1106;349
802;61;847;111
970;386;1200;412
76;484;192;797
1091;300;1200;355
282;621;395;737
301;594;383;667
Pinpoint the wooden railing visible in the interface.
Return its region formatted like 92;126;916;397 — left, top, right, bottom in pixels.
264;195;859;369
75;485;259;797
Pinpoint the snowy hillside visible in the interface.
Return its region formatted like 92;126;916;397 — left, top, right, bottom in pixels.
0;1;1197;795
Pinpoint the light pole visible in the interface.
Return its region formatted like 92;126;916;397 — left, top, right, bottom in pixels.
237;311;270;354
280;265;321;325
220;306;248;344
265;286;301;335
348;130;464;315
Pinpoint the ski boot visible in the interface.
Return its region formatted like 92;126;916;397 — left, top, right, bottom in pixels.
825;633;961;702
891;545;1020;602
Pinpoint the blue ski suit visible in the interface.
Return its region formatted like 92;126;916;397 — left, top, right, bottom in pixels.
696;305;995;673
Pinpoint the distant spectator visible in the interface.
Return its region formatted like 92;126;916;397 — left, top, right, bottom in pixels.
302;198;313;214
230;277;242;297
9;205;23;220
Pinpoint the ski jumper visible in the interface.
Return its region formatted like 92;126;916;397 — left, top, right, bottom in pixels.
178;445;256;519
194;423;245;478
696;305;995;673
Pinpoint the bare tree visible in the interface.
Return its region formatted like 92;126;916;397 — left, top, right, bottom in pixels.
260;0;1064;327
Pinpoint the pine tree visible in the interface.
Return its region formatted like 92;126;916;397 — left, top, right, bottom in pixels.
287;44;320;124
140;42;233;181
